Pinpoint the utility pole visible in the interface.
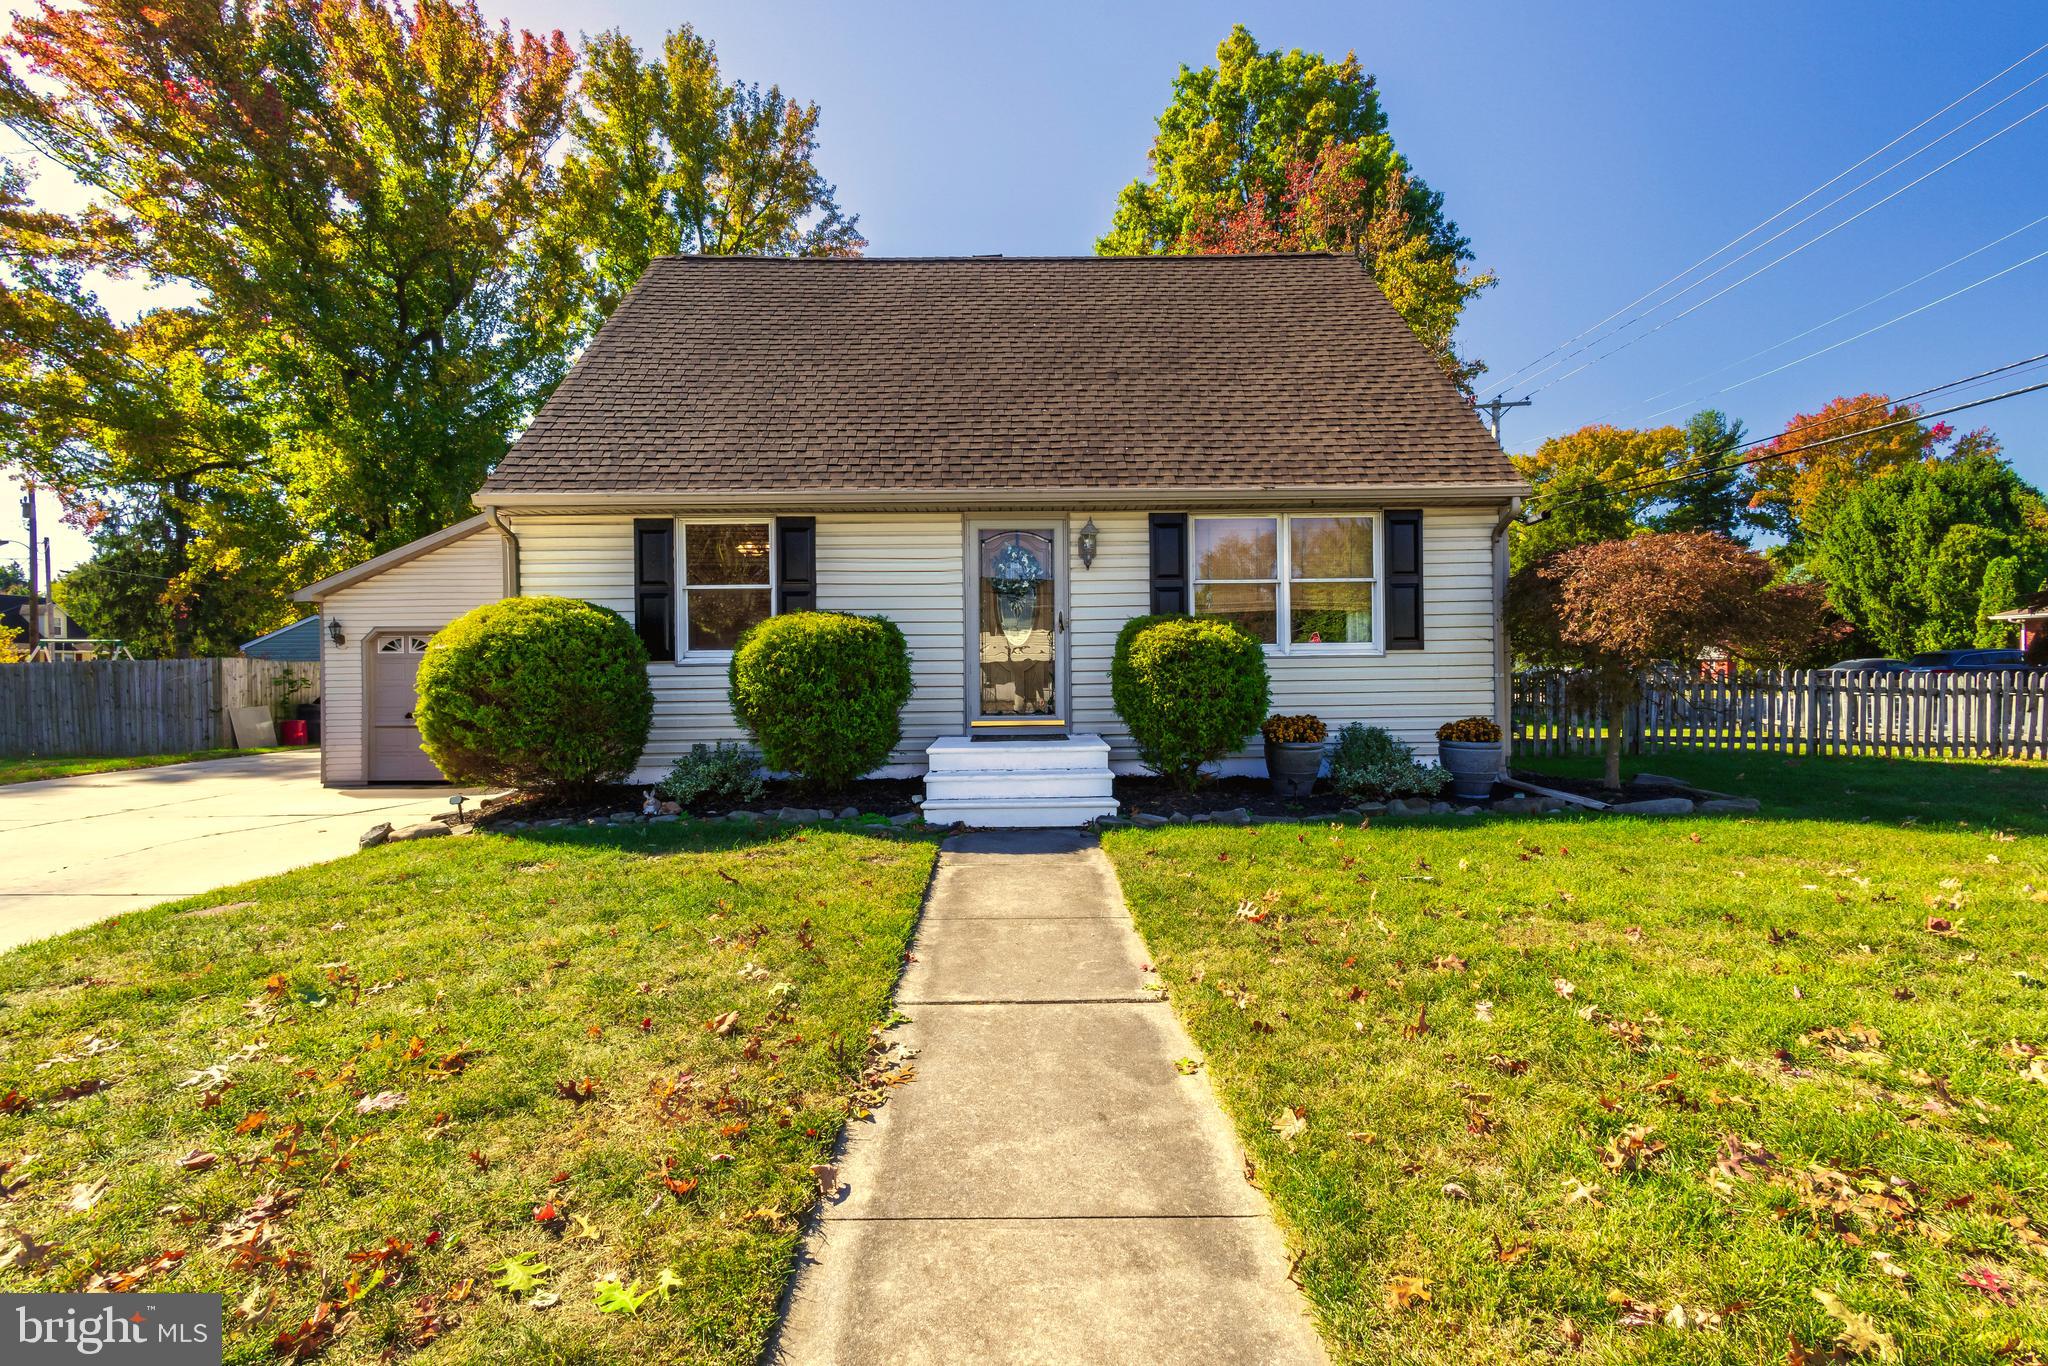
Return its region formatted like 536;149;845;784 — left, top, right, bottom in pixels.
19;487;39;654
1476;395;1532;444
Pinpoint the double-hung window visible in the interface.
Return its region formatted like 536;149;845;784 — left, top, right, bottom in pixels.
1191;513;1379;651
680;521;774;655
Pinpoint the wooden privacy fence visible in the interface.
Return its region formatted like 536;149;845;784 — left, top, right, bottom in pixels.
1512;668;2048;760
0;658;320;757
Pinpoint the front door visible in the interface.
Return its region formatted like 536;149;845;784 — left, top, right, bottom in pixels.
970;525;1064;731
368;633;444;782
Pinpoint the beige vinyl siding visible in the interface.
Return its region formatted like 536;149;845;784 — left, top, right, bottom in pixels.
1071;505;1504;767
815;514;964;766
319;527;505;785
511;512;966;780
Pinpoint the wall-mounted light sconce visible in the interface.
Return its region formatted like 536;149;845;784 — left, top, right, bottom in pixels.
1077;517;1099;570
327;617;345;647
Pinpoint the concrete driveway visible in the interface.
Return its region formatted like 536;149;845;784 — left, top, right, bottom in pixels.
0;749;471;952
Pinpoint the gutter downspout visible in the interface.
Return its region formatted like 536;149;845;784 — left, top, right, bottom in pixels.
1492;497;1522;778
485;507;521;597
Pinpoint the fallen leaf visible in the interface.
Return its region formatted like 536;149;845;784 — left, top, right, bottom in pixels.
810;1164;840;1197
1551;977;1575;1000
1474;999;1495;1023
353;1091;405;1115
705;1011;741;1036
1270;1107;1307;1142
65;1179;108;1213
1384;1275;1431;1311
177;1151;218;1173
1813;1289;1897;1359
553;1078;600;1103
1959;1265;2015;1304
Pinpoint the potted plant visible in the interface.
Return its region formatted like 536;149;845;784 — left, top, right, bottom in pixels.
1434;716;1502;801
1260;714;1327;797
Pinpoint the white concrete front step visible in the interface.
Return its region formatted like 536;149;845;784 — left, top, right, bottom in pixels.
919;734;1120;828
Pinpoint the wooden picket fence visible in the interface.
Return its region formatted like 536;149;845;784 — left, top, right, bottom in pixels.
1512;668;2048;760
0;658;319;757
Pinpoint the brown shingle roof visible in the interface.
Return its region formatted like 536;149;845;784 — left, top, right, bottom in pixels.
480;254;1524;498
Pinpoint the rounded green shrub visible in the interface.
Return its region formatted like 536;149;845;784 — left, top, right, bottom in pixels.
414;596;653;794
728;611;913;792
1110;613;1270;790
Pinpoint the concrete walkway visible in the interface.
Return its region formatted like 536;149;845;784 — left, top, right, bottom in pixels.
0;750;466;951
772;830;1325;1365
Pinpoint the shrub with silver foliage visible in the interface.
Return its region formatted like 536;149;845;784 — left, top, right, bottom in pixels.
1327;723;1449;802
656;742;766;809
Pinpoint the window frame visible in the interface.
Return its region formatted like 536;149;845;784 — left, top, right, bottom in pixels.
1189;511;1384;656
674;517;778;664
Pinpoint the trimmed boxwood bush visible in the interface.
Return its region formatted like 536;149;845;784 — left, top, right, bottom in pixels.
728;611;913;792
1110;613;1270;790
414;596;653;794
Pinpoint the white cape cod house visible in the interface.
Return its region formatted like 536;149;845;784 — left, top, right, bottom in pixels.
296;254;1530;824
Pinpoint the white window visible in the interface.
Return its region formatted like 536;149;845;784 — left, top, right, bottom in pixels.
1192;513;1379;651
681;521;773;655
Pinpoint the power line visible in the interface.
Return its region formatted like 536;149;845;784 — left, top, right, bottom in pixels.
1522;93;2048;399
1524;354;2048;513
1485;39;2048;399
1610;209;2048;420
1636;235;2048;421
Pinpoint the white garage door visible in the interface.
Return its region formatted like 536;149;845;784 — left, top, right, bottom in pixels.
368;633;443;783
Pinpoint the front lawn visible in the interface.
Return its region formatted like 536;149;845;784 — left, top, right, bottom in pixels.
0;822;936;1364
0;748;287;786
1104;751;2048;1364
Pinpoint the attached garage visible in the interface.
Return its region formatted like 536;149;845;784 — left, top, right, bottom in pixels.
294;516;511;785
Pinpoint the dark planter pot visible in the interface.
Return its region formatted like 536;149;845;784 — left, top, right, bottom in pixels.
1437;739;1499;801
1264;739;1324;797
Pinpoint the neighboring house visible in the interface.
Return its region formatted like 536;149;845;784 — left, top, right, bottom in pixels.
1990;590;2048;659
296;254;1530;821
0;594;70;642
240;616;323;661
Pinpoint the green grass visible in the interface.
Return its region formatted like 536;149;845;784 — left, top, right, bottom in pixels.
0;822;936;1363
0;748;287;786
1103;751;2048;1364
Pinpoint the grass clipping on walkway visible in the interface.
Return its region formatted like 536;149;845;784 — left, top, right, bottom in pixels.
1105;755;2048;1365
0;748;285;786
0;823;935;1363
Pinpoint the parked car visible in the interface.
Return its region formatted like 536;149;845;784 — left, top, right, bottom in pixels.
1904;648;2031;673
1823;657;1907;672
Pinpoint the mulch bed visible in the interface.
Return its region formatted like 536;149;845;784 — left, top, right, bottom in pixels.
476;777;926;827
1115;775;1356;821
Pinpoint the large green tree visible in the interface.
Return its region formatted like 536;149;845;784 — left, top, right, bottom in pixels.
1099;25;1492;388
1;0;580;568
1806;437;2048;656
545;26;862;342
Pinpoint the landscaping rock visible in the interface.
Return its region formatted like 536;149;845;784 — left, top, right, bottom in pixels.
608;812;641;824
1191;813;1215;824
1386;797;1433;815
889;811;923;827
359;823;392;849
777;807;823;824
1609;797;1694;816
1429;801;1453;814
649;813;680;824
537;817;570;828
1132;813;1170;827
1630;772;1685;789
1168;812;1191;825
1698;796;1761;814
1216;807;1252;825
837;806;861;821
1456;806;1481;816
1094;816;1130;829
387;821;449;842
1357;801;1387;815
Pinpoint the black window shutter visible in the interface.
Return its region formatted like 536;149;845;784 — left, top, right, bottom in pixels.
632;518;675;662
1148;513;1189;614
1385;509;1424;650
776;517;816;614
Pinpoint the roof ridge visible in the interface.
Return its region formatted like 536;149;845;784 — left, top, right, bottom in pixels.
648;251;1361;264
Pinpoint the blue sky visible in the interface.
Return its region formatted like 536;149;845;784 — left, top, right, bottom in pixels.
8;0;2048;573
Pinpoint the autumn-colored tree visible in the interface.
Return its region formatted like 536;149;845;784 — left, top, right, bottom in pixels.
1510;412;1761;571
1099;26;1492;390
545;27;862;342
1;0;580;566
1746;394;1950;551
1509;533;1838;790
